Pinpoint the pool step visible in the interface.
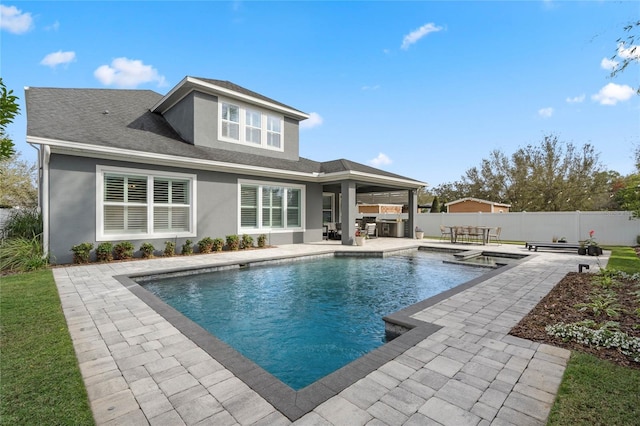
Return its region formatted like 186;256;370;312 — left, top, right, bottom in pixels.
454;250;483;260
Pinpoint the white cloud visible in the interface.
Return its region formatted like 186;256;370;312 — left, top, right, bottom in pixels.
40;51;76;68
591;83;635;106
361;85;380;91
94;58;167;88
45;21;60;31
618;43;640;61
0;5;33;34
300;112;323;129
369;153;392;167
566;94;585;103
401;23;442;50
538;107;554;118
600;57;619;71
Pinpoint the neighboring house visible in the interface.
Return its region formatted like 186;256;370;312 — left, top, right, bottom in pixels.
26;76;425;264
445;197;511;213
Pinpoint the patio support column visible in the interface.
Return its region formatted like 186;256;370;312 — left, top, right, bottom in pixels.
408;188;417;238
341;181;356;245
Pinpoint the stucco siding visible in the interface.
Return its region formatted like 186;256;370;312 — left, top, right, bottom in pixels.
163;92;195;144
49;155;98;265
47;154;322;264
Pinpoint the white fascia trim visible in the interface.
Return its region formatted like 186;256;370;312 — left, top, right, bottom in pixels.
151;77;310;121
26;136;426;189
317;169;427;189
27;136;321;182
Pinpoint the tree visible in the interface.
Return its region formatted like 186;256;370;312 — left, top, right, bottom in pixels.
0;153;37;208
609;20;639;94
432;135;609;212
0;78;20;160
430;196;440;213
613;146;640;217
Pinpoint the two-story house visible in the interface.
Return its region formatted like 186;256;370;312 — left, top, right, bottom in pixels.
25;76;425;264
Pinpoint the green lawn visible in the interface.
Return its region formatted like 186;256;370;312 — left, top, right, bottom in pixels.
548;352;640;425
605;245;640;274
0;270;94;425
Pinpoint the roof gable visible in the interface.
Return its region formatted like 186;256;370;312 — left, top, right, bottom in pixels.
445;197;511;207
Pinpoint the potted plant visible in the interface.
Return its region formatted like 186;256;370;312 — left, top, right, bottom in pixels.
578;241;587;255
415;226;424;240
585;230;603;256
355;229;366;246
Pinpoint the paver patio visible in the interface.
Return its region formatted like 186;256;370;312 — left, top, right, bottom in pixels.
53;239;605;425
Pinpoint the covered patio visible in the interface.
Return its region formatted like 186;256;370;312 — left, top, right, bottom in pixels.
322;160;427;245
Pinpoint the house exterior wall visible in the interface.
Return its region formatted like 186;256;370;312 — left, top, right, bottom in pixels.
162;91;300;161
48;154;322;264
163;92;195;143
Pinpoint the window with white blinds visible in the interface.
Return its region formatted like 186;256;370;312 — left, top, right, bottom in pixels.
98;167;195;240
239;182;303;231
219;99;284;151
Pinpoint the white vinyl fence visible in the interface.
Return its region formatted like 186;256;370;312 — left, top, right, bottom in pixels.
376;211;639;246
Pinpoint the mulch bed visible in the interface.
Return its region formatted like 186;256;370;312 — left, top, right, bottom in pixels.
510;270;640;369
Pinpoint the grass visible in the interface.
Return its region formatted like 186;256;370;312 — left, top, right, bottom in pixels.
603;245;640;274
546;245;640;425
0;270;94;425
547;352;640;425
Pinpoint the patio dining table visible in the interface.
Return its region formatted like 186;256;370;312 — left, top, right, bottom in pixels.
445;225;494;245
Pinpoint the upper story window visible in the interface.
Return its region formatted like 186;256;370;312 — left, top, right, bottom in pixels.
219;99;284;151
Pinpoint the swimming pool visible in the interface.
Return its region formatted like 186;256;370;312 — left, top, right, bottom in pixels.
141;250;487;390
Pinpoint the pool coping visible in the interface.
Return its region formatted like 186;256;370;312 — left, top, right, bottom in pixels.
114;245;529;421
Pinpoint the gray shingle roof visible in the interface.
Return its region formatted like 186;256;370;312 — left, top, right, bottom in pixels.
25;85;422;184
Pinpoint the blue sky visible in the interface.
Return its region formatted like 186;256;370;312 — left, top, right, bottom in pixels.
2;1;638;188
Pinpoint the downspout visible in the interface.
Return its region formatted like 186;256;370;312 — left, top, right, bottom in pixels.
29;142;50;255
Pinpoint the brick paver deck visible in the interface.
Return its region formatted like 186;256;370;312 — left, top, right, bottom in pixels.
53;239;605;425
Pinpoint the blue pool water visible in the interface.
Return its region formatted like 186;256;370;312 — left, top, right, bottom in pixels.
142;251;486;390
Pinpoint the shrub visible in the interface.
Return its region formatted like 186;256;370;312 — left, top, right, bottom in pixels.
95;242;113;262
164;241;175;257
71;242;93;264
0;236;48;272
226;235;240;251
197;237;214;254
241;234;253;249
181;239;193;255
1;208;42;240
212;238;224;252
114;241;135;260
257;234;267;248
140;242;155;259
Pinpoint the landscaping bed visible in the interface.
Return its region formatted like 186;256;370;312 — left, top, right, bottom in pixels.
510;270;640;369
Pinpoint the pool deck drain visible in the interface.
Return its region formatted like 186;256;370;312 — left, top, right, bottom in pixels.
53;239;605;425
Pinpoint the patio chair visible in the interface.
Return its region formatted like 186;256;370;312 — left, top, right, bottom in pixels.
327;222;339;240
488;227;502;245
468;226;482;243
440;225;452;241
365;222;378;238
455;226;469;243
